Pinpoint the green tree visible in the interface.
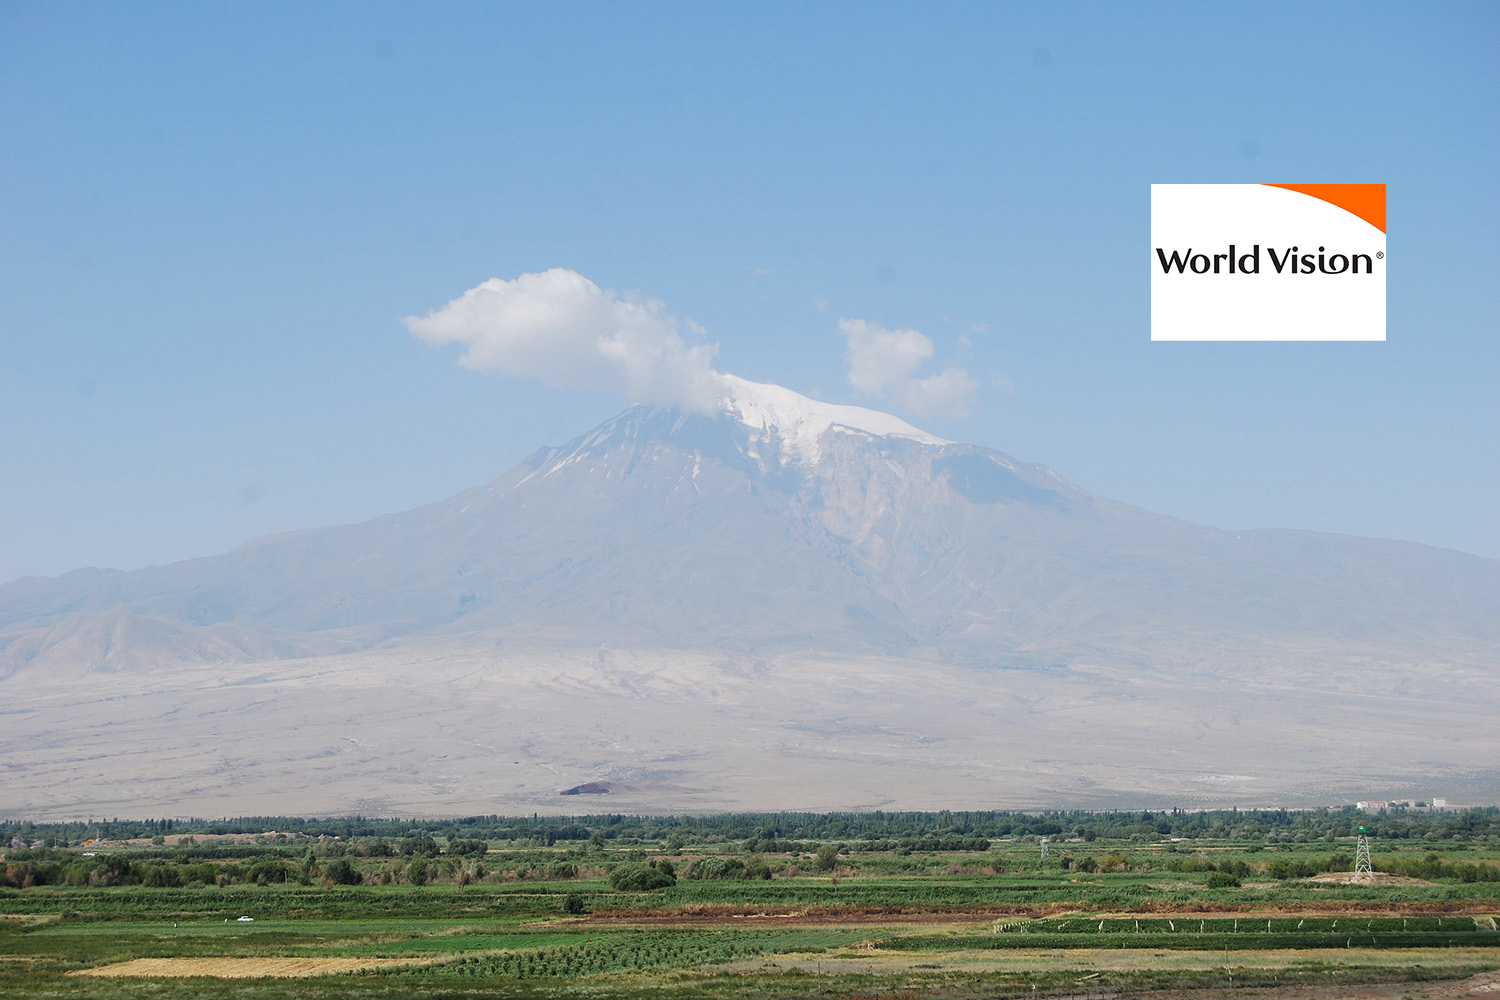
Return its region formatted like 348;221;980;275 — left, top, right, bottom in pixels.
323;858;361;885
399;836;439;857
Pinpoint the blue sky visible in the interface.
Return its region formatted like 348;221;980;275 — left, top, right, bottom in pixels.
2;1;1497;583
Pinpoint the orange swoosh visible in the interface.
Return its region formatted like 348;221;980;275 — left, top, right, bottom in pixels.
1265;184;1385;234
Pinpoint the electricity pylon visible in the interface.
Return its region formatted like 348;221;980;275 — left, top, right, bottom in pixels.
1354;823;1373;882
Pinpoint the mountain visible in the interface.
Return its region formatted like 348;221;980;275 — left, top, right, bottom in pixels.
3;376;1498;819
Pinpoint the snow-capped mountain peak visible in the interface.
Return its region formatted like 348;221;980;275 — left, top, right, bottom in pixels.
712;374;947;465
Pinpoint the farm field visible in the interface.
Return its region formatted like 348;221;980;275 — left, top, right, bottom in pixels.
3;809;1499;998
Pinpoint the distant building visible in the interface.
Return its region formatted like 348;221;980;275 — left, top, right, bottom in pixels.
1356;797;1450;813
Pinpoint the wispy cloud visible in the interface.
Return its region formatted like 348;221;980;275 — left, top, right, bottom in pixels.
839;318;977;418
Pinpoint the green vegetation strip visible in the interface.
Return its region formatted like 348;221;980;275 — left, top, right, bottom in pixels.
401;929;866;979
884;915;1500;952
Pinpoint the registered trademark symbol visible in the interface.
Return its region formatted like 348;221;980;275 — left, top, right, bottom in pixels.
1376;251;1384;259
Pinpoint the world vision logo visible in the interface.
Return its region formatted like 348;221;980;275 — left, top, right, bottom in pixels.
1151;184;1385;341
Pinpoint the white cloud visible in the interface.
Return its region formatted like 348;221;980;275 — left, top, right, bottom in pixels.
407;270;981;422
840;318;933;393
839;318;976;418
404;268;721;412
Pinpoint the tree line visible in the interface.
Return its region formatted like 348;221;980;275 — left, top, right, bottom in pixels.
6;806;1497;851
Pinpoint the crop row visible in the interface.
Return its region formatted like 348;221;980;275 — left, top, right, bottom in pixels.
409;929;855;979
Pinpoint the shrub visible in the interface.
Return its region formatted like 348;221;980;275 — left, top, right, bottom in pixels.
447;839;488;856
686;857;744;880
140;864;179;887
610;862;676;891
683;856;770;880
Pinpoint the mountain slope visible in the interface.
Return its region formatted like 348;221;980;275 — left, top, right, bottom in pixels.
3;377;1498;671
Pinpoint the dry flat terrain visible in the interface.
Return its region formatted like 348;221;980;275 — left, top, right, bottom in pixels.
5;641;1498;820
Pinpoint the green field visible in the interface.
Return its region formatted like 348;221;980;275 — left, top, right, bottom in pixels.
3;808;1499;997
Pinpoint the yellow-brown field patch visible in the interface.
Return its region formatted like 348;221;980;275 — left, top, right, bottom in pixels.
69;956;425;978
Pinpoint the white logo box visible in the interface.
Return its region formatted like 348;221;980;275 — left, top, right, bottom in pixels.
1151;184;1385;342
